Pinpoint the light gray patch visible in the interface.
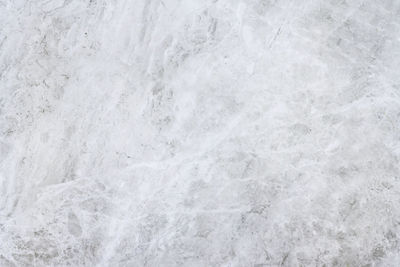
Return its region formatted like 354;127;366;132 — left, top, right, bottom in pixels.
67;211;82;237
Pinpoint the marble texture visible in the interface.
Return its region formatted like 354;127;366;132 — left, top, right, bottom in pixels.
1;0;400;266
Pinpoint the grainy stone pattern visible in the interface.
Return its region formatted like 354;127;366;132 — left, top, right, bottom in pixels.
1;0;400;266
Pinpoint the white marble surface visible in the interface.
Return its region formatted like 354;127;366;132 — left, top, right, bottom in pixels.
1;0;400;266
